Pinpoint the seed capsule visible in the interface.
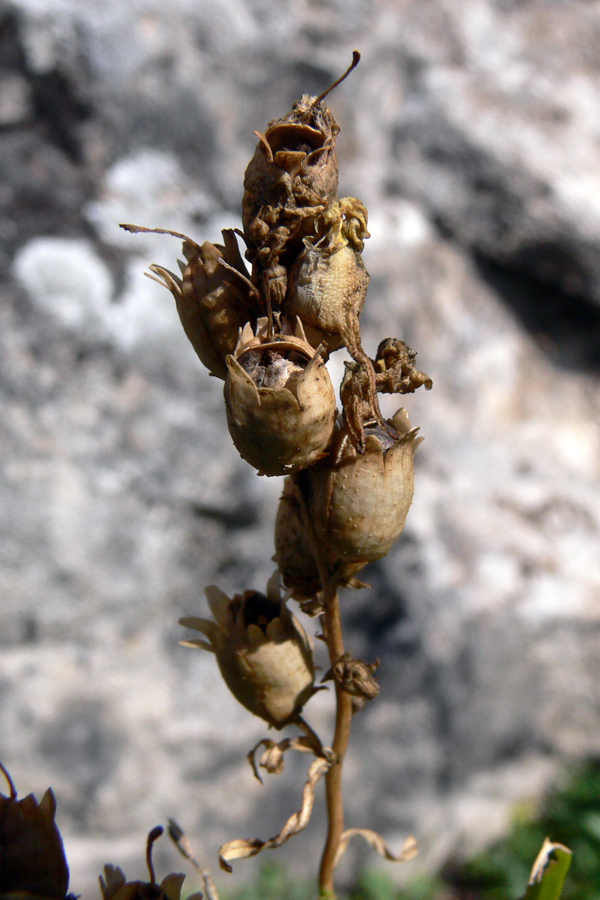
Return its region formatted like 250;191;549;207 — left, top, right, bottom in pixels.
121;224;257;380
0;762;70;899
300;408;422;565
179;575;316;729
273;477;321;600
286;197;370;356
224;318;336;476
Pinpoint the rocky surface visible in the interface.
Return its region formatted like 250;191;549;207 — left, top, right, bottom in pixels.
2;0;600;894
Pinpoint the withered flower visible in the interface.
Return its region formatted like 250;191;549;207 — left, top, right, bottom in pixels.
179;574;317;729
241;53;361;321
99;826;203;900
300;408;422;566
224;318;336;476
0;762;71;900
121;224;257;380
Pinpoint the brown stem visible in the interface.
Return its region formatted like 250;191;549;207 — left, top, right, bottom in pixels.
292;478;353;899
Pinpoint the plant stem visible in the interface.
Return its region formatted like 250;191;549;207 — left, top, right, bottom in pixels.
291;478;353;899
318;586;353;898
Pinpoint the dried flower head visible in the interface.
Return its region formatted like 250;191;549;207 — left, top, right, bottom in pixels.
224;318;336;476
300;408;422;566
0;762;71;899
179;574;316;729
99;826;203;900
241;53;361;324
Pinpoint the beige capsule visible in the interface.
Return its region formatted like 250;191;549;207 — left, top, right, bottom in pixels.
0;763;70;899
286;198;370;356
301;408;422;565
179;574;316;729
273;477;321;601
224;318;336;476
122;225;257;380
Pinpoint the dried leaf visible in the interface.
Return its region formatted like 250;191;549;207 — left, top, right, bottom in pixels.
219;757;330;871
333;828;418;868
168;818;217;900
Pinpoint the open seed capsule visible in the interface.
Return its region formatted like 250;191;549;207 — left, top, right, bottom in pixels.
224;318;337;476
179;575;316;729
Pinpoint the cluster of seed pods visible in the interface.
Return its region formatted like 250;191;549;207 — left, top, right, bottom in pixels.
122;53;431;732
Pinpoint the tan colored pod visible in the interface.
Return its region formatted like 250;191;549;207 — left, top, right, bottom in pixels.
242;95;340;244
224;319;336;476
286;198;370;355
143;228;256;380
302;408;422;565
0;763;70;899
179;574;316;729
273;477;321;601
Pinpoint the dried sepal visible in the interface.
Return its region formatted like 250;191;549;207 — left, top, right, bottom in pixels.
333;829;418;869
224;318;336;476
179;575;317;729
300;409;422;566
0;761;71;900
99;827;202;900
121;224;257;379
218;756;331;872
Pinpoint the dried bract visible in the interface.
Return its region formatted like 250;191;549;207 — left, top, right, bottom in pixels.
224;318;336;476
0;762;71;900
179;574;316;729
301;409;422;566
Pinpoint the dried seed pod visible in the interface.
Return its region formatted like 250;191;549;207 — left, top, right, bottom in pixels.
121;224;257;380
300;408;422;565
224;318;336;476
0;762;71;899
273;477;321;600
242;53;361;324
179;574;317;729
99;826;203;900
286;197;370;356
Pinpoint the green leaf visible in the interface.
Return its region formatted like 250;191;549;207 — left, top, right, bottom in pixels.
519;838;572;900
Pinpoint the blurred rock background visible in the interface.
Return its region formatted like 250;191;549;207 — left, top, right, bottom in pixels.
2;0;600;894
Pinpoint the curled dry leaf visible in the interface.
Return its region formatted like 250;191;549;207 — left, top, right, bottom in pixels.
219;757;331;872
168;819;220;900
333;829;418;869
247;735;316;783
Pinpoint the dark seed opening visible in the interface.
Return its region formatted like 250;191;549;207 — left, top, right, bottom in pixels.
242;591;281;632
